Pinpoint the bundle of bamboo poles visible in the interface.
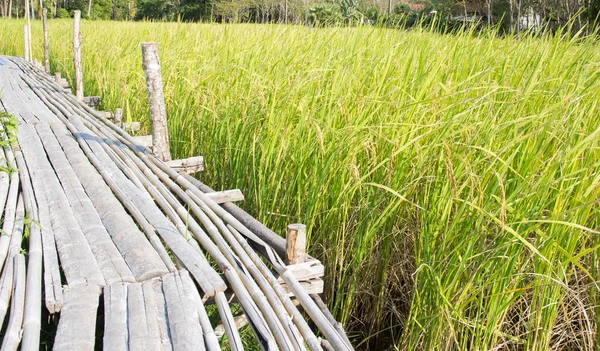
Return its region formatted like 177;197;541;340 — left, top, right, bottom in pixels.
0;55;353;351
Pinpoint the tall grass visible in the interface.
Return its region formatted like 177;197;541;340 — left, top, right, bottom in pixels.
1;19;600;349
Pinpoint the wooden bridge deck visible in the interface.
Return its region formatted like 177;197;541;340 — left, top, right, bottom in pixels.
0;56;353;351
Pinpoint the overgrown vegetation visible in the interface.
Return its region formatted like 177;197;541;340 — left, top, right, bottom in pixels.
1;20;600;349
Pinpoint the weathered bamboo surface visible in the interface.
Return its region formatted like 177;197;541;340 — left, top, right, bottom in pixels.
0;55;352;351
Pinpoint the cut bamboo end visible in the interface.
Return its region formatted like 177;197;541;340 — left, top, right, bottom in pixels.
165;156;204;174
205;189;244;204
83;96;101;107
286;223;307;265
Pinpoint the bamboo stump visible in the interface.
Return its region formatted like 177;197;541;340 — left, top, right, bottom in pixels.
286;223;307;265
42;8;49;74
73;10;83;101
141;42;171;162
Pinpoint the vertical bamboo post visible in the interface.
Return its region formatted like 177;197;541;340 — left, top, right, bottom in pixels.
24;0;31;61
42;8;50;74
286;224;307;265
73;10;83;101
114;108;123;127
141;42;171;162
54;72;61;84
23;25;29;61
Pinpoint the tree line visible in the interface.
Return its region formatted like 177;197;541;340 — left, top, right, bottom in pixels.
1;0;599;33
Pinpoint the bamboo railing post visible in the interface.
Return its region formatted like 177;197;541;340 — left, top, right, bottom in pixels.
73;10;83;101
286;224;307;265
141;42;171;162
42;8;50;74
23;25;29;62
24;0;31;61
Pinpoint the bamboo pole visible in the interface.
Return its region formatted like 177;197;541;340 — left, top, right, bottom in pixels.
42;8;49;74
14;149;43;351
0;144;20;273
141;42;171;162
73;10;83;101
0;255;26;351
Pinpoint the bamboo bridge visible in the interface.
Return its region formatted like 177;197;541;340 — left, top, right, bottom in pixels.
0;53;353;351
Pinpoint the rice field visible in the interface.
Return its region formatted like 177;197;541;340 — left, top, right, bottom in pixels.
1;19;600;350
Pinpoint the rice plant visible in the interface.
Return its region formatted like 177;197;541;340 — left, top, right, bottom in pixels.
1;19;599;350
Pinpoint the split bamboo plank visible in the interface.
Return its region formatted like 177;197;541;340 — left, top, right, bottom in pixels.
53;284;102;351
140;280;164;348
103;283;128;351
162;272;204;350
147;278;174;351
127;282;158;351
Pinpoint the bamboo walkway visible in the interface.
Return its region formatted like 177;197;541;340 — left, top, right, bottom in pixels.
0;56;353;351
